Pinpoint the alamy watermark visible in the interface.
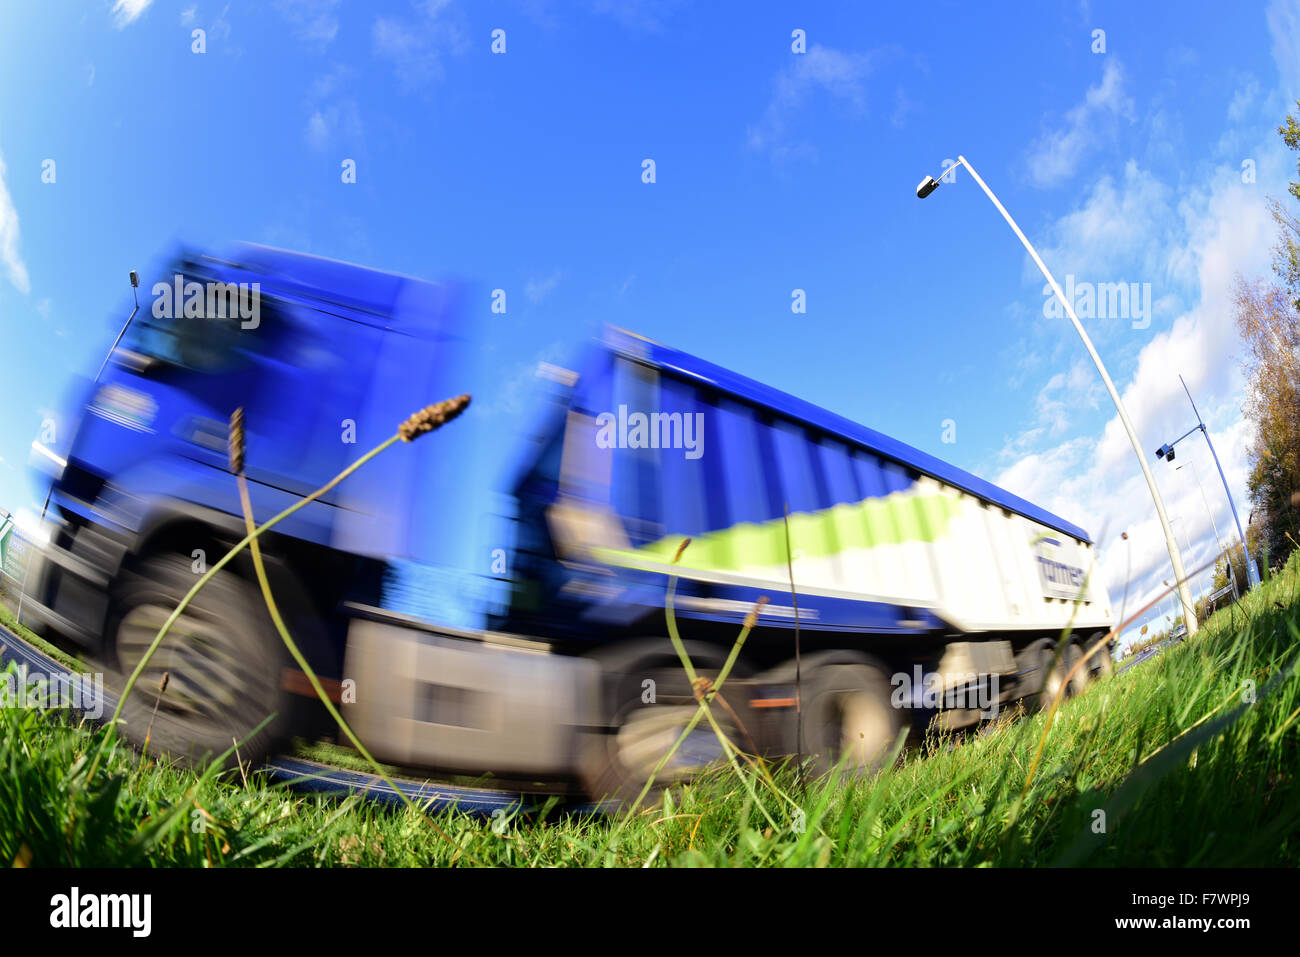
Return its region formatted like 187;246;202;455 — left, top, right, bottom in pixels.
49;887;151;937
1;665;105;720
595;405;704;460
890;666;1001;718
1044;274;1151;330
151;274;261;329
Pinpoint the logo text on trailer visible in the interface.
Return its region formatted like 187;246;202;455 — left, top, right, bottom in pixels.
1032;534;1088;600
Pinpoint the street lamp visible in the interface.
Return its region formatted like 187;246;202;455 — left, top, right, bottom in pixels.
916;155;1200;635
1155;374;1260;589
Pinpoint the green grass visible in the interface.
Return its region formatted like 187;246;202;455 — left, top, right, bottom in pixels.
3;552;1299;867
0;596;87;673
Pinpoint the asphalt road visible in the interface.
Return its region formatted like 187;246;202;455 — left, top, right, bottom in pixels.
1116;641;1175;674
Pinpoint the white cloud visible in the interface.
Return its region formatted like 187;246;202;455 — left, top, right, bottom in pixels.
372;0;468;92
111;0;154;29
303;66;363;150
275;0;341;52
0;152;31;296
1025;59;1135;187
210;3;232;43
305;112;330;149
746;43;897;160
1267;0;1300;98
1036;161;1174;283
1227;76;1262;124
590;0;684;33
1034;358;1103;437
525;271;563;304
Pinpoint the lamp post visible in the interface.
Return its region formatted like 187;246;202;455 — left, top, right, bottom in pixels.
916;155;1199;635
1154;374;1260;589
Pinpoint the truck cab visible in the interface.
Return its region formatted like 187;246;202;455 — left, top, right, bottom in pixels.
22;245;467;765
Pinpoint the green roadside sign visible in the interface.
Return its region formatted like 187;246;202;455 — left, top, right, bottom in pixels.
0;518;30;585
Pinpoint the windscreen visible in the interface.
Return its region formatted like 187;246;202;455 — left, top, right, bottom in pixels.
123;266;275;374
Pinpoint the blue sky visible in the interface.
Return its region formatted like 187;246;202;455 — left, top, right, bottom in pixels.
1;0;1298;645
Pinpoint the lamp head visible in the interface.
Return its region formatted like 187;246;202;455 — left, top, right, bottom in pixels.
916;175;940;199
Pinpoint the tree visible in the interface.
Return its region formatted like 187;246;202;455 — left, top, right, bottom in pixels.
1232;277;1300;563
1230;102;1300;566
1272;105;1300;312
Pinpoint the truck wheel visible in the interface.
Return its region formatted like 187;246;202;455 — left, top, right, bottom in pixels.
1042;640;1087;704
580;665;743;808
1016;640;1055;711
1091;632;1115;679
1065;641;1091;695
802;662;902;780
108;553;290;769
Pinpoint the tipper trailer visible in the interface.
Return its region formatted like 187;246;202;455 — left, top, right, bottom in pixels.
21;246;1115;801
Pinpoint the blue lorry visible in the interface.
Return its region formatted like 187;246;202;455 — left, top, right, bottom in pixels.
23;245;1115;801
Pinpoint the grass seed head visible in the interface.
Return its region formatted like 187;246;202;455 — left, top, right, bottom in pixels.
399;394;472;442
228;407;245;474
744;595;770;631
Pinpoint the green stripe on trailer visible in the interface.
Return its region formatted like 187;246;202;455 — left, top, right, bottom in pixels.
595;488;965;574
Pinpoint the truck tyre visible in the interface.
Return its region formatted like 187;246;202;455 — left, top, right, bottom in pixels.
802;661;902;780
1042;640;1087;704
1016;639;1056;711
1065;641;1091;695
580;662;744;808
107;553;290;769
1091;632;1115;679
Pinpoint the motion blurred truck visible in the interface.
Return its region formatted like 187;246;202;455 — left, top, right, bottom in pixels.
22;245;1115;801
